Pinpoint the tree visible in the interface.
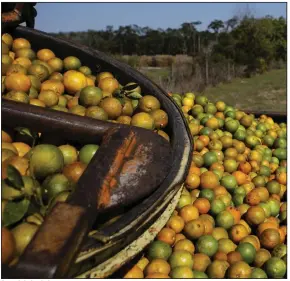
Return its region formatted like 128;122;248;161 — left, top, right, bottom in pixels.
208;19;225;34
224;17;238;32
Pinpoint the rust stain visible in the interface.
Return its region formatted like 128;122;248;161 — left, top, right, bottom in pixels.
109;177;117;189
121;159;139;174
97;130;137;208
124;137;137;158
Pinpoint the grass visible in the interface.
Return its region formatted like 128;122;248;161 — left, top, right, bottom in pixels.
139;67;171;82
201;69;287;114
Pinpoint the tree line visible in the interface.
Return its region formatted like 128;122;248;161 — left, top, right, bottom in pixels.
51;15;286;76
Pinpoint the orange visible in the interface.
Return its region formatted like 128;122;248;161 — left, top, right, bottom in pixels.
276;172;286;185
5;73;31;92
145;272;170;278
227;251;243;265
238;220;251;235
37;48;55;61
229;224;248;243
202;218;214;235
12;38;31;51
213;185;228;197
232;171;248;185
30;99;46;107
257;222;278;236
189;165;201;176
199;214;215;225
2;130;12;143
226;206;241;224
210;162;224;172
40;79;65;96
157;227;176;246
245;206;266;225
240;235;260;251
63;162;87;183
200;171;219;189
199;135;210;146
173;239;195;254
254;248;271;268
12;142;31;157
2;142;18;155
169;250;194;269
260;228;281;249
193;198;210;214
278;228;286;244
166;215;185;233
2;156;29;178
183;219;205;240
213;251;228;261
179;205;199;223
192;253;211;272
227;261;252;278
245;189;261;206
63;70;87;95
98;77;119;94
96;71;114;83
212;227;229;241
124;265;144;278
255;187;269;202
185;173;200;189
67;96;79;109
175;233;186;244
12;57;32;69
145;258;171;275
1;227;16;264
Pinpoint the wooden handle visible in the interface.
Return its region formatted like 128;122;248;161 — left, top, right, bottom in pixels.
14;202;89;278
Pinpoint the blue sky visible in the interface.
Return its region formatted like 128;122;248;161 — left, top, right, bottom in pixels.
35;3;287;33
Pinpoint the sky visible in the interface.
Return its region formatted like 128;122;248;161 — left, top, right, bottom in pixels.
35;2;287;33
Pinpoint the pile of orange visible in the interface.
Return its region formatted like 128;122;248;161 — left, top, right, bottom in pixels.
1;128;101;266
124;93;287;279
1;33;170;142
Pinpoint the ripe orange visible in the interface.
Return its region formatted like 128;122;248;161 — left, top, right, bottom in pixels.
1;227;15;264
185;173;200;189
229;224;248;243
145;258;171;275
232;171;248;185
166;215;185;233
179;205;199;223
124;265;144;278
226;206;241;224
200;171;219;189
193;198;210;214
157;227;176;246
173;238;195;254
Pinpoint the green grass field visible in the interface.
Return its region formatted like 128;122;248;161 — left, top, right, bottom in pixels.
141;67;286;114
201;69;287;114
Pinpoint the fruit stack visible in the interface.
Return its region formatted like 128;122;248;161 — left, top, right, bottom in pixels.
1;28;192;278
124;93;287;279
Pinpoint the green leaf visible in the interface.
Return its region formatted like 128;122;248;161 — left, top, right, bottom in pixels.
112;89;125;98
126;91;143;100
14;127;39;147
6;165;24;190
15;127;33;138
3;198;30;227
122;83;139;92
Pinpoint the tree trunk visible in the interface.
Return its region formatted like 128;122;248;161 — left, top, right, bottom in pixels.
205;55;209;85
227;61;231;80
198;35;201;53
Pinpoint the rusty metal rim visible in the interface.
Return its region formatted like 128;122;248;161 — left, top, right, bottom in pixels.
75;184;184;278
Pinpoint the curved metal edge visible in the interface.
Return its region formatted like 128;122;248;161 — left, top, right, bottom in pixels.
75;185;183;278
9;26;193;259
